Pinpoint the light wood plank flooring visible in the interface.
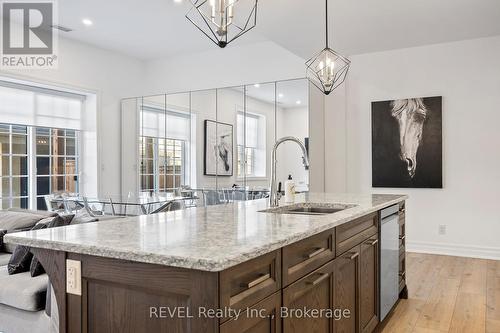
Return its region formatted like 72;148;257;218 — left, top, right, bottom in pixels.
381;253;500;333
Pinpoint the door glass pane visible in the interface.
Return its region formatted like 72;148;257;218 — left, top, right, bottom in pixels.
1;156;9;176
65;174;77;193
37;197;47;210
52;157;65;175
1;198;10;209
52;176;65;192
66;137;76;155
11;156;27;175
1;178;9;196
0;133;10;154
12;125;26;134
37;176;50;195
66;157;77;174
37;157;50;175
11;135;27;154
12;177;28;196
36;135;50;155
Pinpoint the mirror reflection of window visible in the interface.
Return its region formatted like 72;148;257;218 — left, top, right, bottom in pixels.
237;111;266;178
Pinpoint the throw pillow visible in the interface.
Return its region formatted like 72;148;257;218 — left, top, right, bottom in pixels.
7;223;47;275
0;229;6;251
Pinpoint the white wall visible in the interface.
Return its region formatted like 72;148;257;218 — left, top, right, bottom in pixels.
1;37;146;196
144;41;305;94
326;36;500;259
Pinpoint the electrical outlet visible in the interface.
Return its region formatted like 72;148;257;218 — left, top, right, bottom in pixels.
66;259;82;295
438;224;447;235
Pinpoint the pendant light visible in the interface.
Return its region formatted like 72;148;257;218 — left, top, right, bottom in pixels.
186;0;258;48
306;0;350;95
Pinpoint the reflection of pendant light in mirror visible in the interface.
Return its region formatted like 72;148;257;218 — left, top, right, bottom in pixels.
306;0;350;95
186;0;258;48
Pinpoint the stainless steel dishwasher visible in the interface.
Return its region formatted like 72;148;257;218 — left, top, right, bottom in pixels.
379;204;400;321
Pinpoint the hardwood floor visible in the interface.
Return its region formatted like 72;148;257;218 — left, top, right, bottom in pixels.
381;253;500;333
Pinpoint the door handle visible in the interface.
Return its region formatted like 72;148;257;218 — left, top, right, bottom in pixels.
305;247;326;259
345;252;359;260
365;239;378;246
306;272;329;286
242;273;271;289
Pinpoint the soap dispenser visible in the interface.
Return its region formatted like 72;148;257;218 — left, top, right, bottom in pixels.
284;174;296;203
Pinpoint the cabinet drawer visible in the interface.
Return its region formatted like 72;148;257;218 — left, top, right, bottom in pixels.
219;250;281;320
282;229;335;286
219;292;281;333
336;212;378;256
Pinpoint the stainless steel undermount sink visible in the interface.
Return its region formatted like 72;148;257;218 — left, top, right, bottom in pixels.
260;203;357;216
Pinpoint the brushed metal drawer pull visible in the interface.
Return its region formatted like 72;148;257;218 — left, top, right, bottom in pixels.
399;235;406;240
365;239;378;246
242;273;271;289
346;252;359;260
306;273;329;286
305;247;326;259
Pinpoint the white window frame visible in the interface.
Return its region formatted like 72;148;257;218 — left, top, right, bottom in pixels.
236;110;266;179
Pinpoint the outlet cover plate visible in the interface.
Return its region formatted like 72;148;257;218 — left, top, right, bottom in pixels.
66;259;82;295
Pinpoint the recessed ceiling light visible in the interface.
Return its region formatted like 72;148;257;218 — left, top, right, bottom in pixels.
174;0;182;2
82;18;93;26
254;83;260;88
296;100;302;105
278;93;284;98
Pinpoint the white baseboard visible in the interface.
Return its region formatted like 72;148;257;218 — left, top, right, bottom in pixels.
406;241;500;261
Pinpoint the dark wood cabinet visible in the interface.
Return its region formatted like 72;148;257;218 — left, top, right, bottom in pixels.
32;201;406;333
220;292;281;333
359;236;379;333
332;245;360;333
283;261;335;333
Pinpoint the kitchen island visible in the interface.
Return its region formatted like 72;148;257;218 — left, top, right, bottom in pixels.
5;193;408;333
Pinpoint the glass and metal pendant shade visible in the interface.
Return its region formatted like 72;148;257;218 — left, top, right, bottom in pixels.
186;0;258;48
306;0;350;95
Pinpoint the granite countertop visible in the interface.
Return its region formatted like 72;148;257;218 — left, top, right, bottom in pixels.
4;193;407;272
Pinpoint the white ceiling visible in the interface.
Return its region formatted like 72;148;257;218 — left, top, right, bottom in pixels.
57;0;500;60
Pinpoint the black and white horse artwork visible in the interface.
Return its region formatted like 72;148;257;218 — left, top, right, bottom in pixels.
204;120;233;176
215;133;231;172
372;96;442;188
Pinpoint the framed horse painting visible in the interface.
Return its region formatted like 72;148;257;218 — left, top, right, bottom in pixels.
372;96;443;188
204;120;233;176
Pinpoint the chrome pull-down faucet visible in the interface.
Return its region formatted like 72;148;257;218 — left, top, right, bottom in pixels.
269;137;310;207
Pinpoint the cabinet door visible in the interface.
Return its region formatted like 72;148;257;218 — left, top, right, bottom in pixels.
359;236;379;333
333;245;360;333
283;261;335;333
220;292;281;333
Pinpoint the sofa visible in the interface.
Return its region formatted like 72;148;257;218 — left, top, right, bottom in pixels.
0;208;121;333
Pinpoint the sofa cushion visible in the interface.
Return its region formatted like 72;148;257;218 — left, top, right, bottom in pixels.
0;211;47;232
7;208;58;218
0;252;11;266
0;265;48;311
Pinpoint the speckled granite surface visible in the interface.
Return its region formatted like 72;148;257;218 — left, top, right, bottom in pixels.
5;193;407;272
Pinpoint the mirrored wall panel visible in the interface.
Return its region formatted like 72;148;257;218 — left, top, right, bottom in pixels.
121;78;312;207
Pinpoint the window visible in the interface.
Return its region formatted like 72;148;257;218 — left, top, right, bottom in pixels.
139;106;190;193
237;112;266;178
0;79;86;210
0;124;28;209
35;128;79;209
139;137;186;192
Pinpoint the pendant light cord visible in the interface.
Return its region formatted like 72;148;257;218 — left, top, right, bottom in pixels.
325;0;329;48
